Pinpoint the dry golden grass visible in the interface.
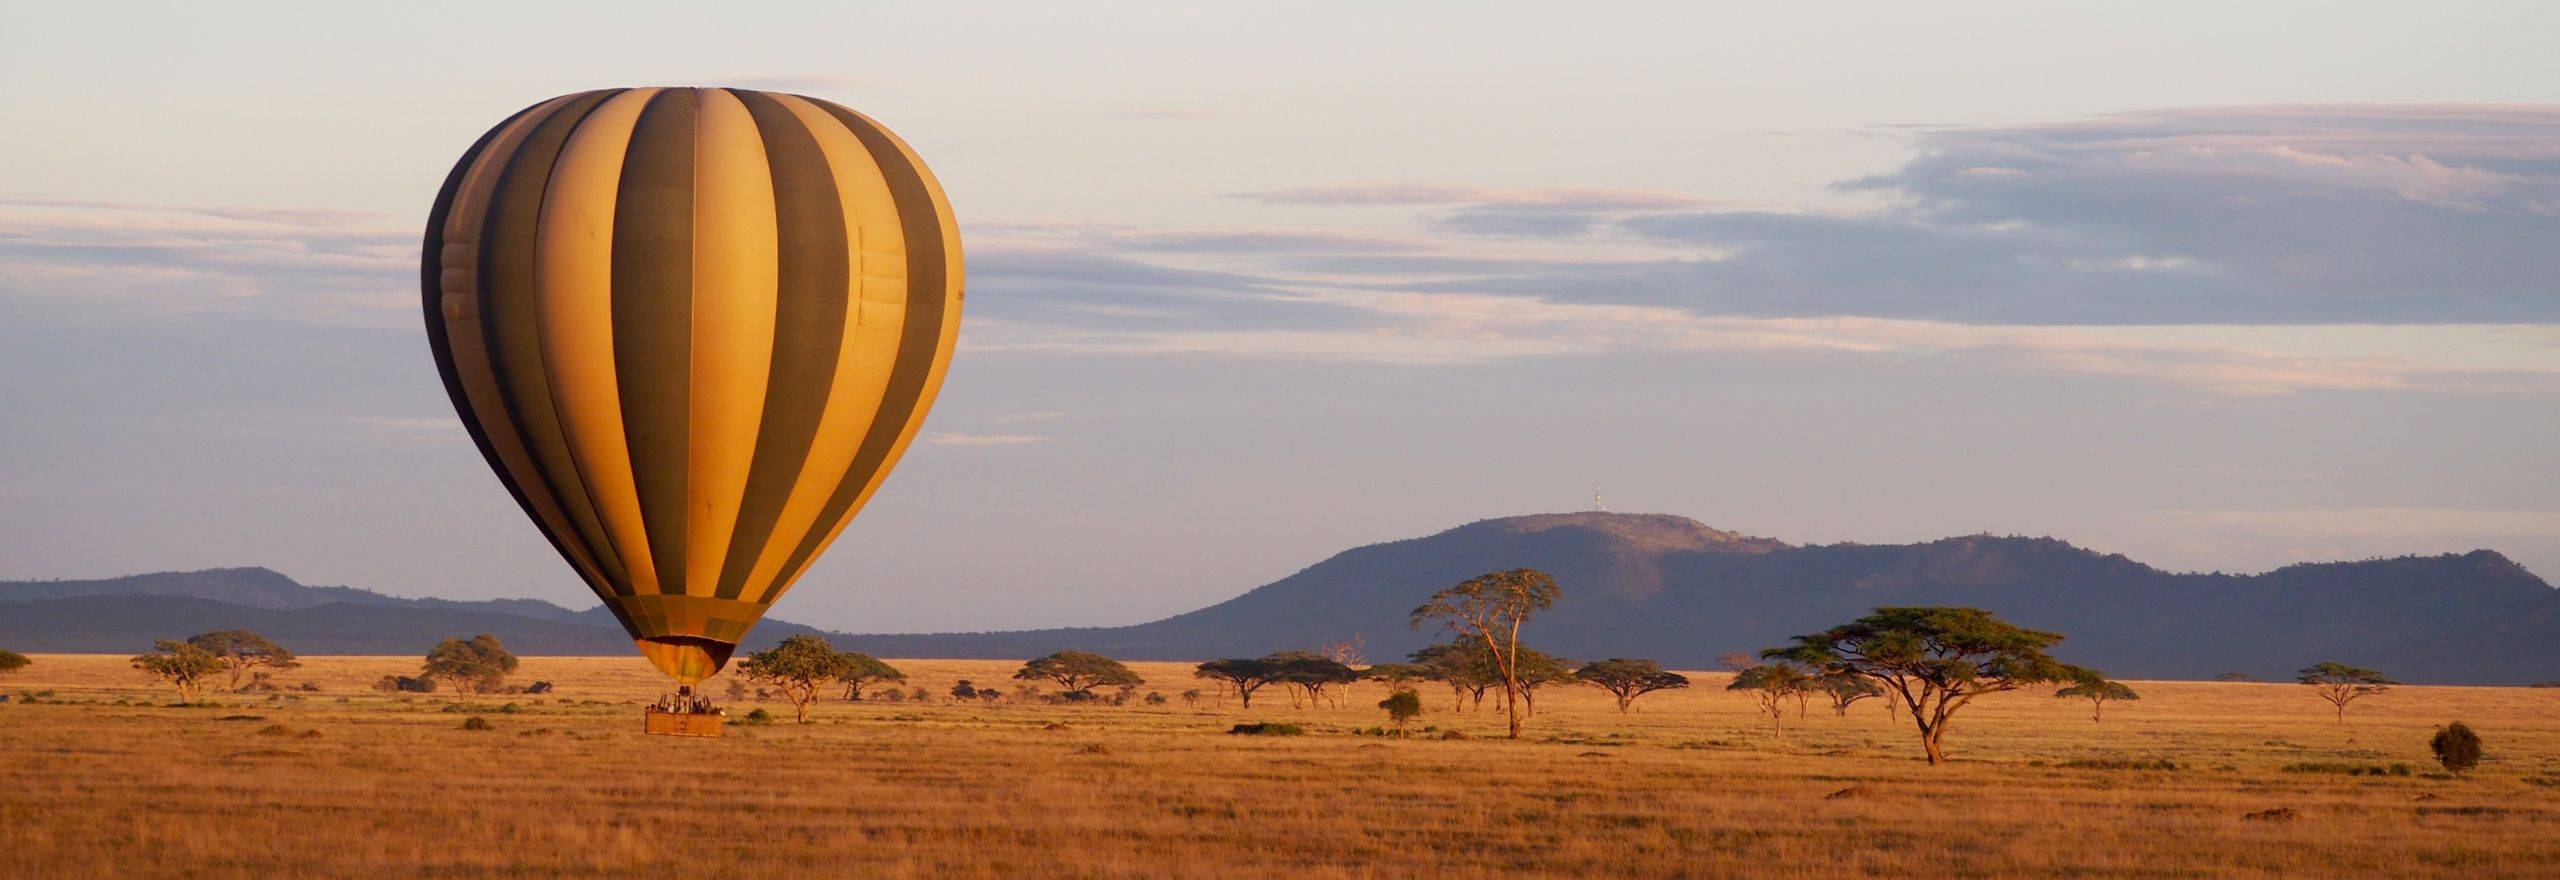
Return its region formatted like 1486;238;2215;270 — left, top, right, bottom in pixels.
4;654;2557;879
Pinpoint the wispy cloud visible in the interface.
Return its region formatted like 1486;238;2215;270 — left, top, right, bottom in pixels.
1238;182;1709;211
0;199;412;324
968;279;2560;395
925;432;1052;446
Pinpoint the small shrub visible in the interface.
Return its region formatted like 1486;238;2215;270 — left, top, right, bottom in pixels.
2430;722;2482;774
497;702;522;714
374;675;435;693
255;724;295;737
735;708;777;726
1228;722;1305;736
458;716;493;731
1378;689;1423;736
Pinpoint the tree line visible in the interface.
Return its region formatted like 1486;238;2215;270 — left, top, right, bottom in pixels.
11;566;2435;767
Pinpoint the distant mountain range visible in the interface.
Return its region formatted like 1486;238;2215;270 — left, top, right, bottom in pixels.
5;512;2554;683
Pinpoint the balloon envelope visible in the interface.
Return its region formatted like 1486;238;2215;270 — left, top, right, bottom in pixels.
420;88;962;683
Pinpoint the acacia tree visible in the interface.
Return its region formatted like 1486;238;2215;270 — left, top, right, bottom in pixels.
1266;651;1360;708
1816;670;1885;716
2054;677;2140;722
2298;662;2392;723
131;639;224;702
186;630;300;693
836;652;906;701
421;634;519;695
739;635;847;722
1729;664;1807;738
1015;650;1143;696
1766;606;2095;765
1316;637;1368;668
1409;641;1502;711
1410;568;1560;739
1194;658;1283;709
1512;649;1579;716
0;650;28;678
1359;662;1429;690
1575;658;1691;713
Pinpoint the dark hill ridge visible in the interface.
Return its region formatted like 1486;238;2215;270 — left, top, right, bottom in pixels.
3;512;2553;683
832;514;2555;683
1;566;597;623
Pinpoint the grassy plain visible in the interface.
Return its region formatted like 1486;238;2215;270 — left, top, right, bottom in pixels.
3;654;2557;879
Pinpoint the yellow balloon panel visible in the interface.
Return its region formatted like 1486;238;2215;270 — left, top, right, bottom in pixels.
421;88;964;682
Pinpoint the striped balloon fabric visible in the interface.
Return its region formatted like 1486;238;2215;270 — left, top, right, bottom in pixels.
421;88;963;684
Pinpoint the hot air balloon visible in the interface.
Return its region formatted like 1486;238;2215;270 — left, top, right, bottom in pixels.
419;88;962;707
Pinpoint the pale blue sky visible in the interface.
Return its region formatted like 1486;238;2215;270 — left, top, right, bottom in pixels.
4;2;2557;631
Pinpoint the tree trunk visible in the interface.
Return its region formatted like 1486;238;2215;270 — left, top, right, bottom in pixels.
1503;682;1522;739
1922;732;1945;765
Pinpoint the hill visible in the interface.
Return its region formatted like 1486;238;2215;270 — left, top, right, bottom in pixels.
834;513;2559;683
3;513;2554;682
0;567;842;656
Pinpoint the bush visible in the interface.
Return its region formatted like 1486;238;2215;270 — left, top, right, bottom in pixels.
2430;722;2482;774
459;716;493;731
735;708;777;726
373;675;435;693
1228;722;1306;736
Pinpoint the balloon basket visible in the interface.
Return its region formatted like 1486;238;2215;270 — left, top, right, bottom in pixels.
643;687;724;738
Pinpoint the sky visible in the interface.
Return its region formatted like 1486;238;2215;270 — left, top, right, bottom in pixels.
3;2;2557;632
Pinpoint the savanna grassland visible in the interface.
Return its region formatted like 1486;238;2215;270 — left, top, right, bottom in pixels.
3;655;2557;879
